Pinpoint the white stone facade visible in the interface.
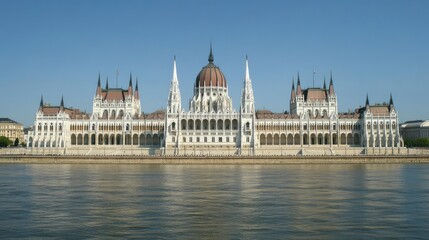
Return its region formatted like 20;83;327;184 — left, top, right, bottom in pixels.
27;48;404;155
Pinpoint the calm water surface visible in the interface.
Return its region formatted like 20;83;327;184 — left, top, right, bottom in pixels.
1;163;429;239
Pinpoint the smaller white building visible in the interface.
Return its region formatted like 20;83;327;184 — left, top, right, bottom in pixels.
400;120;429;140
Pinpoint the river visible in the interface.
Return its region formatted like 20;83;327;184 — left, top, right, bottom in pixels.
1;163;428;238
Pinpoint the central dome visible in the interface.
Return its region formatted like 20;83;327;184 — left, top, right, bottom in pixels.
195;47;227;88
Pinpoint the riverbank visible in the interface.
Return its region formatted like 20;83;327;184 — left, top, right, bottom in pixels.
1;154;429;164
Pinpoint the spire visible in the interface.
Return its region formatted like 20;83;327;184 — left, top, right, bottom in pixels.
329;72;335;95
128;73;133;94
323;75;326;90
39;95;44;109
241;55;255;114
208;43;214;63
105;77;109;89
245;54;250;83
173;55;178;83
96;73;102;96
168;56;181;114
389;93;395;111
60;95;64;107
290;77;296;103
134;79;140;99
365;93;370;106
296;72;302;95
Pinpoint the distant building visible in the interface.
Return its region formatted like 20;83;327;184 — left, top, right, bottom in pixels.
0;118;24;144
400;120;429;140
27;47;404;155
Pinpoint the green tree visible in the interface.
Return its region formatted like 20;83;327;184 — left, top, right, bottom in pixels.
14;138;19;147
404;138;429;148
0;136;12;147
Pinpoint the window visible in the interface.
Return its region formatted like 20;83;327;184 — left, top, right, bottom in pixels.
189;137;192;142
197;137;200;142
219;137;222;142
183;137;186;142
247;137;250;142
212;137;215;142
204;137;207;142
226;137;229;142
172;137;175;142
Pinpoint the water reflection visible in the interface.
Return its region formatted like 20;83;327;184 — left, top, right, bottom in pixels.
0;164;428;238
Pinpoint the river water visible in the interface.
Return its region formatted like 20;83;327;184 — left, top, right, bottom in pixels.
1;163;428;239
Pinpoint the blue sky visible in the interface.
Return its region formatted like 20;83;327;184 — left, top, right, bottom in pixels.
1;0;428;126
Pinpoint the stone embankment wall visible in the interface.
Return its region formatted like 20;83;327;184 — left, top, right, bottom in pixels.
1;155;429;164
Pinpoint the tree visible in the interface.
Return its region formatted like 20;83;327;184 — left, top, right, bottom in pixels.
404;138;429;148
0;136;12;147
14;138;19;147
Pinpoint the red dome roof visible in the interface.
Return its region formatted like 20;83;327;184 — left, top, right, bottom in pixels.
195;47;227;88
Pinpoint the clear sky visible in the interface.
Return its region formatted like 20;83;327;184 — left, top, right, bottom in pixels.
1;0;428;127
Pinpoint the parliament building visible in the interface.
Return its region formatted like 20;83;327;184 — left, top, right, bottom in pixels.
27;47;404;156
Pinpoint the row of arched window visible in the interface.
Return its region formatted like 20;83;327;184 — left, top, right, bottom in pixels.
70;123;164;132
178;119;239;131
37;123;63;132
256;122;360;132
28;137;65;148
260;133;361;146
101;109;125;119
70;133;163;146
366;121;397;131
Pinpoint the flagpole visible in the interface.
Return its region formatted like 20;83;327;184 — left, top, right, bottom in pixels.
116;69;119;88
313;69;315;88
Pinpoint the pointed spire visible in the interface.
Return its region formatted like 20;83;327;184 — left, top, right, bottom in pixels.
96;73;102;96
208;42;214;63
323;75;326;90
39;95;44;109
168;56;181;114
389;93;395;111
128;73;133;95
60;95;64;107
173;55;178;83
290;77;296;102
134;79;140;99
245;55;250;83
329;72;335;95
105;77;109;89
296;72;302;95
241;55;255;114
366;93;370;106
